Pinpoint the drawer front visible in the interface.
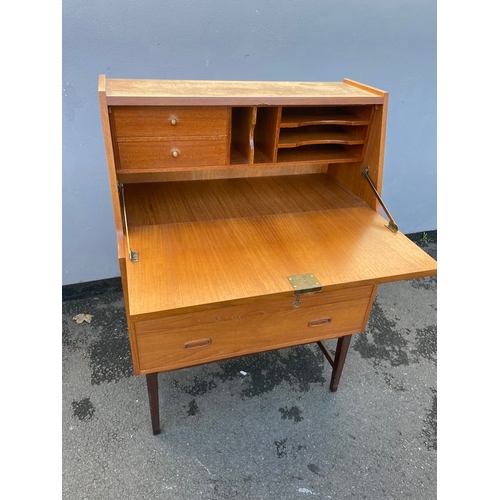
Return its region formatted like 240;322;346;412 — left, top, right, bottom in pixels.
117;138;227;169
112;106;229;137
133;286;374;374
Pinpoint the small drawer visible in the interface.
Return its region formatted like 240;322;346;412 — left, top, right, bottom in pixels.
112;106;229;138
117;138;228;170
133;285;374;374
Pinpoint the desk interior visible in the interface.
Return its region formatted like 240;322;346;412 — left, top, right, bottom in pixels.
122;173;436;318
123;174;365;226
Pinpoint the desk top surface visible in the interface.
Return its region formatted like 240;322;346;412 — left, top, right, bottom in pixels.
123;176;436;319
101;77;386;106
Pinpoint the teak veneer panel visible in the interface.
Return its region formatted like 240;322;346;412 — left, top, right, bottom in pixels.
231;107;257;164
134;286;374;373
255;106;281;162
124;205;436;319
328;83;387;209
117;137;227;170
116;163;329;183
104;79;385;106
112;106;229;137
277;145;364;163
280;106;373;127
123;174;365;226
278;127;367;147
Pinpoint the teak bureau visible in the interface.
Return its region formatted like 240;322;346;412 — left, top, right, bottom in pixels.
98;76;437;435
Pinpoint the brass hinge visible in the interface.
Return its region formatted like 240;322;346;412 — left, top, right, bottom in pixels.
287;273;322;308
361;166;399;233
118;183;139;262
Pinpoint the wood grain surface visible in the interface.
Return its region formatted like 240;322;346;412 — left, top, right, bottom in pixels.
134;286;374;373
103;78;385;106
124;190;436;318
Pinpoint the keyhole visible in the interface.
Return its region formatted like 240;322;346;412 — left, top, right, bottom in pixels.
293;295;301;308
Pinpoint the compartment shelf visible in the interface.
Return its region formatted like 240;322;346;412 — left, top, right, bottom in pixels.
280;106;373;128
278;125;367;148
230;145;250;165
230;107;256;165
227;104;373;167
277;144;364;163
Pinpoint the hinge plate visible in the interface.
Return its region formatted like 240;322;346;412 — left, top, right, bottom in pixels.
386;221;399;233
287;274;322;294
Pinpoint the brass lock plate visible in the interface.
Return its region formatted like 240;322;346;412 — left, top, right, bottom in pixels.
287;273;322;294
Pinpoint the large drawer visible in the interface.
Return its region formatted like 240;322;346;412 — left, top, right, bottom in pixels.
133;285;374;374
117;138;228;169
112;106;229;137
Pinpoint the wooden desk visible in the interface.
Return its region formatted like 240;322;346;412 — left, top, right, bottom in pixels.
98;76;437;435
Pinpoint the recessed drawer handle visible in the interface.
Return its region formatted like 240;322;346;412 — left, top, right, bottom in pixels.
184;338;212;349
308;317;332;328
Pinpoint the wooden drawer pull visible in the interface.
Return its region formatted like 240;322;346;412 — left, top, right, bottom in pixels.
184;338;212;349
308;317;332;328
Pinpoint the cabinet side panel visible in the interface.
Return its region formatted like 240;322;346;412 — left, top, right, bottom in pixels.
119;257;141;375
328;93;388;212
98;75;126;258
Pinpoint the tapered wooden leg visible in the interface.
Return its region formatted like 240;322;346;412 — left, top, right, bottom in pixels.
317;335;352;392
146;372;161;435
330;335;352;392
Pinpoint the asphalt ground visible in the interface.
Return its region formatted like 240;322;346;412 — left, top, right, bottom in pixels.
62;237;437;499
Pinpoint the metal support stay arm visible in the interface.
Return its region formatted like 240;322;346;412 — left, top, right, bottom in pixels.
118;183;139;262
361;166;399;233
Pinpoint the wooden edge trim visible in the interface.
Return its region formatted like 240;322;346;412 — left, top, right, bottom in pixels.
105;96;385;106
119;257;142;375
372;92;389;205
98;74;106;94
128;284;377;323
362;285;378;327
343;79;388;97
98;75;125;259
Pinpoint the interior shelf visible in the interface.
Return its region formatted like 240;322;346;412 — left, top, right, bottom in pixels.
280;106;373;127
276;144;364;163
227;104;373;167
278;126;367;148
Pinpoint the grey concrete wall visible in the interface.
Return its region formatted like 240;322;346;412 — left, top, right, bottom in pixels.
62;0;436;286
